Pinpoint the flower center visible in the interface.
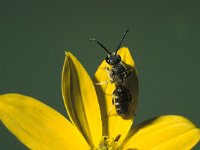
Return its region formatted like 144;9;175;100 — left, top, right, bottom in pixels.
91;135;122;150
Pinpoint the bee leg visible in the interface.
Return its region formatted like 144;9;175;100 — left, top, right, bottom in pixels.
108;95;115;116
95;80;109;85
97;66;111;76
104;67;115;83
104;67;110;71
97;66;110;71
95;67;112;85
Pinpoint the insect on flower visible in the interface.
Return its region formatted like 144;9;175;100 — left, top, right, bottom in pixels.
90;29;131;85
90;30;134;117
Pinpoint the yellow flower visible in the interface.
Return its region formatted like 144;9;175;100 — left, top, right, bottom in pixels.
0;48;199;150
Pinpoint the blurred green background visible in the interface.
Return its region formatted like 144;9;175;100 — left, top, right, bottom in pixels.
0;0;200;149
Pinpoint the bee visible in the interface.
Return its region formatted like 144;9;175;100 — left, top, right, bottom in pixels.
90;29;130;85
112;84;132;117
90;30;136;118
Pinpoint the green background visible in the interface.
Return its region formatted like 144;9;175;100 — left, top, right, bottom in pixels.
0;0;200;149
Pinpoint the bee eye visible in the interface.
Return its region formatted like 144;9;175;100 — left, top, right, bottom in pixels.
115;55;121;63
106;57;110;63
117;55;121;61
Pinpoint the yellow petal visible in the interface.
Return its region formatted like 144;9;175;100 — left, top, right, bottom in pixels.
122;115;200;150
62;52;102;147
0;93;90;150
94;47;138;141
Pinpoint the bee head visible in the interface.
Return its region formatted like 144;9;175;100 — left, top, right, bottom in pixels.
90;29;129;65
106;53;121;66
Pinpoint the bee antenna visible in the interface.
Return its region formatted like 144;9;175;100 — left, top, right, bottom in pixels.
90;38;112;55
115;29;130;54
